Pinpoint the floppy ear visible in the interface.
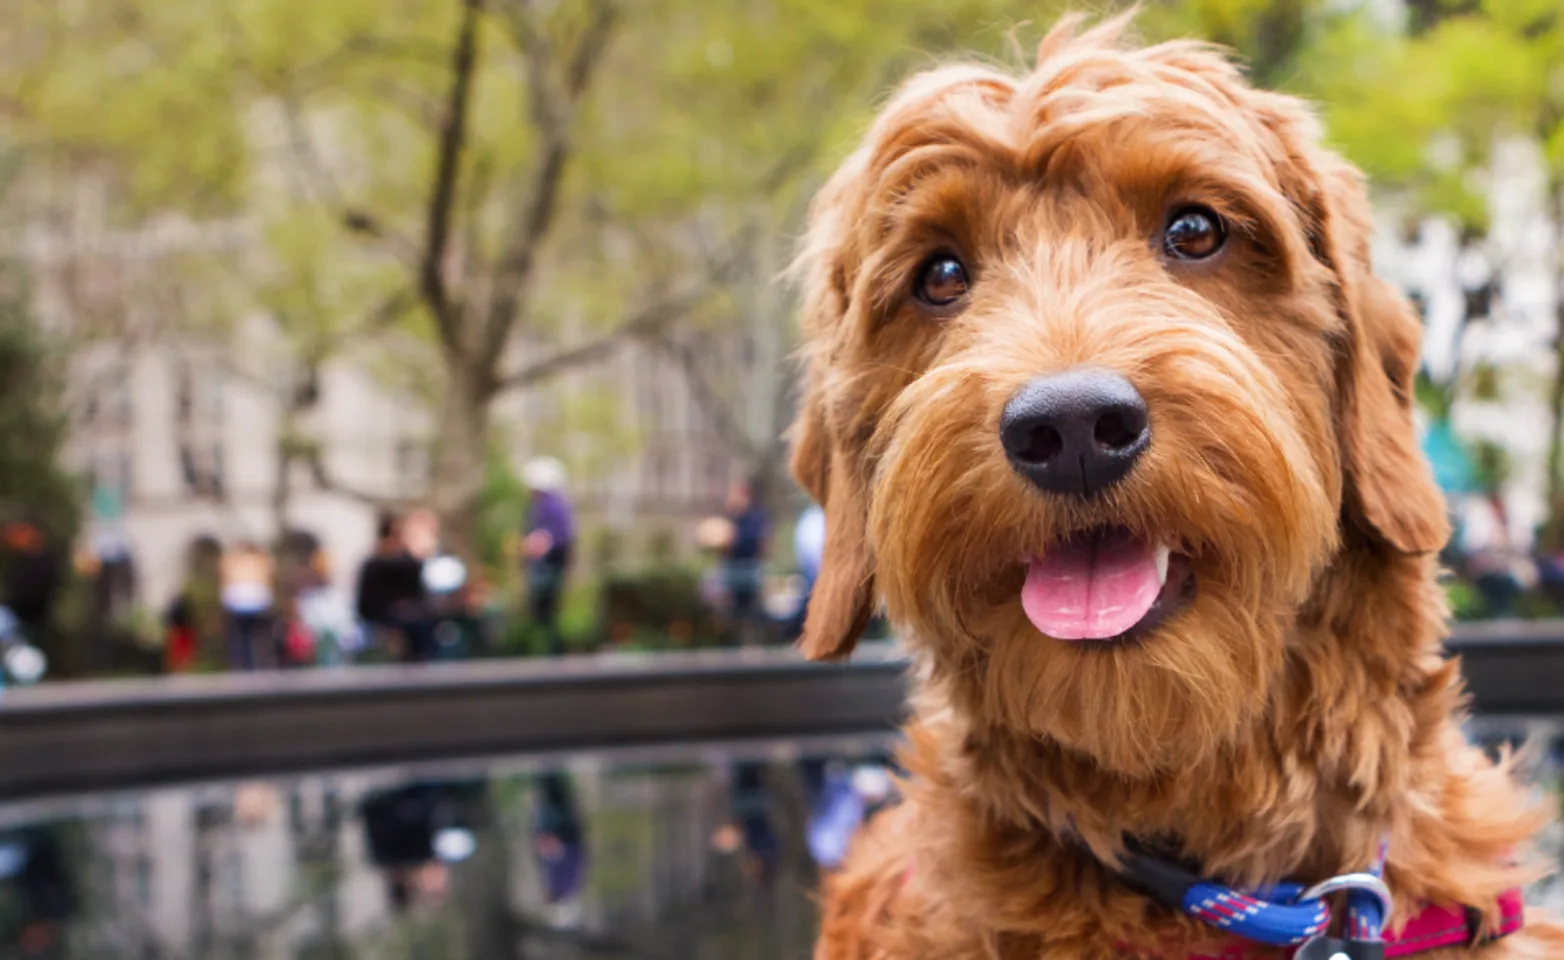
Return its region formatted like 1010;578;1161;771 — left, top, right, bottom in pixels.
1304;148;1451;554
789;390;877;661
788;152;878;660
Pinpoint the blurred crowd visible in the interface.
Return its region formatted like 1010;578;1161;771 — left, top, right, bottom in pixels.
1442;491;1564;621
10;447;1564;680
0;457;845;680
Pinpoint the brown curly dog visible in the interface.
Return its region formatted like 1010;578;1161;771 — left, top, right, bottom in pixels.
789;13;1564;960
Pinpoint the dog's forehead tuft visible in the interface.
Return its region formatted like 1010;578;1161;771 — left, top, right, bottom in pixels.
860;31;1277;200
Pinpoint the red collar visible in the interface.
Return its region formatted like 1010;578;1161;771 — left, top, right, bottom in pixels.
1182;888;1527;959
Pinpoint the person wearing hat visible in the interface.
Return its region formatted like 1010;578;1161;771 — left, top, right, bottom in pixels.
522;458;575;656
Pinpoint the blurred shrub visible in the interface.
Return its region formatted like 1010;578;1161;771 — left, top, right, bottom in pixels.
599;567;722;650
1444;578;1483;621
478;449;531;589
0;271;81;544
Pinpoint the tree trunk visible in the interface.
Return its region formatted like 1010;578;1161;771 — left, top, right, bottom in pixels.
271;429;294;540
430;361;494;564
1545;182;1564;532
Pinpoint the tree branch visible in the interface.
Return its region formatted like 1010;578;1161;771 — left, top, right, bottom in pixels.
495;289;706;391
278;92;346;210
493;248;742;393
367;78;444;131
422;0;485;347
272;95;421;267
322;286;418;352
482;0;617;360
652;335;758;458
301;444;407;508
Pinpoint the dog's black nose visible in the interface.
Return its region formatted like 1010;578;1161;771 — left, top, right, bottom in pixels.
1000;369;1149;498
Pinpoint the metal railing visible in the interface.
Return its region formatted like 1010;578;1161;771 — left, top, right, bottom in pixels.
0;621;1560;801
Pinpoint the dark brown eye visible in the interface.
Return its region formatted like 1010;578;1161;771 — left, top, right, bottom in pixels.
914;255;969;306
1163;206;1226;261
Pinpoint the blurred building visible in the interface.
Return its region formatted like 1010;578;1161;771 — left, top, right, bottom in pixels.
1374;137;1560;546
14;189;761;611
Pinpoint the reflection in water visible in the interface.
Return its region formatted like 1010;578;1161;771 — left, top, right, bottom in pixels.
532;773;586;916
0;738;897;959
0;732;1556;958
0;827;75;957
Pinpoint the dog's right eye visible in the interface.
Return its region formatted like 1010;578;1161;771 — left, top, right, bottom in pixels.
1163;206;1226;261
914;255;969;307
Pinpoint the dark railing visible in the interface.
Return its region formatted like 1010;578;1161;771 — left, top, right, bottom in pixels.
0;621;1561;801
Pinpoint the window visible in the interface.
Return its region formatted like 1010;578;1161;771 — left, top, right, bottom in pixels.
175;358;225;499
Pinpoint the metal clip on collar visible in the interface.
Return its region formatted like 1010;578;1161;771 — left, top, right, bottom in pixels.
1295;874;1394;960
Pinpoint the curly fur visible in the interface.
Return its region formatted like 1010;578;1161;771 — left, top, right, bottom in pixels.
789;12;1564;959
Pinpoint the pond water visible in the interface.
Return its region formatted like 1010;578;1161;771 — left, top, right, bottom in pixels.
0;728;1559;960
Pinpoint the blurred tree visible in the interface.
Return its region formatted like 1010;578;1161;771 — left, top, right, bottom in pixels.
0;0;1371;557
0;145;80;539
0;271;80;542
1302;0;1564;528
1;0;743;559
1140;0;1344;88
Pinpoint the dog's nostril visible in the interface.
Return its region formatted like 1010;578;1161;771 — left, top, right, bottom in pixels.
1093;409;1142;451
1000;369;1149;499
1015;424;1064;465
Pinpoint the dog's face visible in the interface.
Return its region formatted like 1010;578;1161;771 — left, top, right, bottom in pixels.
790;18;1450;776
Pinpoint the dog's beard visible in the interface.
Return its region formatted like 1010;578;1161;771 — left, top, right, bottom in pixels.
869;342;1336;777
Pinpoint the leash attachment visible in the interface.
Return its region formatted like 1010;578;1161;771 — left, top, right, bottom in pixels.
1294;873;1393;960
1295;937;1383;960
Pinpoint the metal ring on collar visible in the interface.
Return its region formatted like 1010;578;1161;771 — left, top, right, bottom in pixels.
1299;873;1394;920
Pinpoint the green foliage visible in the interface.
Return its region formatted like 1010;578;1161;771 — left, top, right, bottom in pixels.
599;566;722;649
0;276;81;541
1472;440;1511;495
9;0;1561;556
1302;0;1564;222
476;447;529;579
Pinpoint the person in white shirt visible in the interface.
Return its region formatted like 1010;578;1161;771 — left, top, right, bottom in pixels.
792;505;825;636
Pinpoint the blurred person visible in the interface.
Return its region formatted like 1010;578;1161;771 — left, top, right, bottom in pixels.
422;552;473;661
89;526;138;628
521;457;575;656
532;772;587;924
791;503;826;638
220;540;275;670
276;530;325;668
713;760;780;886
356;512;408;655
399;509;444;661
705;476;771;647
0;519;61;637
1534;506;1564;614
296;545;361;665
357;512;435;662
402;508;440;561
0;826;76;958
360;779;485;915
806;758;899;873
163;535;224;672
161;593;197;673
1458;492;1529;618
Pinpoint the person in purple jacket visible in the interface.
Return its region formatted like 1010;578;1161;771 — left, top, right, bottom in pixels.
522;458;575;656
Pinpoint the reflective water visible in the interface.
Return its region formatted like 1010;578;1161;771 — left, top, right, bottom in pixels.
0;729;1558;959
0;735;896;960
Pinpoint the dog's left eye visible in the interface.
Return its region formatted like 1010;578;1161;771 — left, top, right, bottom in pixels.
1163;206;1226;261
914;255;969;307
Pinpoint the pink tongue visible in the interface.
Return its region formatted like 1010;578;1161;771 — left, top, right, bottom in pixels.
1021;530;1162;641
